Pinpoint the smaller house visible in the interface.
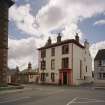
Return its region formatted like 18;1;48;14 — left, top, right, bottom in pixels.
19;62;39;83
7;66;20;84
94;49;105;80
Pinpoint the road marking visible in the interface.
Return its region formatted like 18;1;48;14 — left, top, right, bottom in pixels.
78;98;105;103
73;100;105;104
0;96;31;104
79;97;101;100
66;97;105;105
66;97;78;105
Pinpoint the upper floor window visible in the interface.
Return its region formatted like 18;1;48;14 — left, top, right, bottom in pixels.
103;73;105;79
41;60;46;70
51;48;55;56
62;44;69;54
41;73;46;81
103;60;105;65
41;50;46;58
51;59;55;70
86;66;87;72
99;60;102;66
62;57;69;69
80;60;82;79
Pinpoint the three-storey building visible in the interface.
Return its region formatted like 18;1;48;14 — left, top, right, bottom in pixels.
38;33;92;85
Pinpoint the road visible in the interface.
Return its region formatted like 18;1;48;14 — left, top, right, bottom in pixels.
0;84;105;105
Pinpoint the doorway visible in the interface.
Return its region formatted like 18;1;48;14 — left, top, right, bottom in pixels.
63;72;67;85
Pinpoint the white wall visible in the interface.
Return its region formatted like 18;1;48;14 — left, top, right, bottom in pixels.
28;75;38;83
38;42;92;85
73;44;92;85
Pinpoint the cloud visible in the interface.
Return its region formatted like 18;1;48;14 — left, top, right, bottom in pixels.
94;19;105;25
8;37;38;70
8;0;105;70
9;4;41;36
9;0;105;40
36;0;105;40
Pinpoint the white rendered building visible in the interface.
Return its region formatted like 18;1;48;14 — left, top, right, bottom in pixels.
38;33;92;86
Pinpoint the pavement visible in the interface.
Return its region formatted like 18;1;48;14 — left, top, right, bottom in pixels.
0;84;105;105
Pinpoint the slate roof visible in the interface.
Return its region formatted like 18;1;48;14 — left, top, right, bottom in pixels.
19;69;39;75
38;39;85;50
7;69;18;76
95;49;105;60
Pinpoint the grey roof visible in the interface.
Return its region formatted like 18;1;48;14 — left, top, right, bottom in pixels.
95;49;105;60
7;69;18;75
20;69;38;73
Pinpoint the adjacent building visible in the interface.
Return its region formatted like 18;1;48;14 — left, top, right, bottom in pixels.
7;66;20;84
19;63;39;83
0;0;14;86
38;33;92;86
94;49;105;80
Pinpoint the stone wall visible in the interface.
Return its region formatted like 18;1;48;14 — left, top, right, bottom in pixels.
0;1;9;86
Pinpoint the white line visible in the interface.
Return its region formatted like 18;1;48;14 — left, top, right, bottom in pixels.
79;98;101;101
73;100;105;104
0;96;31;104
66;97;78;105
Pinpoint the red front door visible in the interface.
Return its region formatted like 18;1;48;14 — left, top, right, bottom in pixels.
63;72;67;85
59;69;72;85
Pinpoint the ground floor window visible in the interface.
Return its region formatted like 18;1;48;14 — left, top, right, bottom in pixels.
99;73;105;79
99;73;102;79
51;73;55;82
103;73;105;79
41;73;46;81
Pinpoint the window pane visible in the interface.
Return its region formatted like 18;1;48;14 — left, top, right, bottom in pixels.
41;60;46;70
51;59;55;70
51;73;55;82
41;50;46;58
99;60;102;66
51;48;55;56
62;58;69;68
62;44;69;54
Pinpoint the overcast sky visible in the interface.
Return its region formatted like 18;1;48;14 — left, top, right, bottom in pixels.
8;0;105;70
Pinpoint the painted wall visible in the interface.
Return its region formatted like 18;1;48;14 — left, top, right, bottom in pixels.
28;75;39;83
73;43;92;85
38;42;92;85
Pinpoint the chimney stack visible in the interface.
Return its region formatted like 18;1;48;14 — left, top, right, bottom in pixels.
48;37;52;45
57;33;62;43
75;33;79;43
84;40;89;49
28;62;32;71
16;66;19;73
